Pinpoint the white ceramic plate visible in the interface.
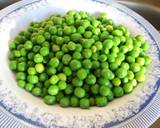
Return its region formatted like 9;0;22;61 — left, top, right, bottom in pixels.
0;0;160;128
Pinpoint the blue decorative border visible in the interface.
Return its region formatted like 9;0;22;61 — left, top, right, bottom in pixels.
0;0;159;128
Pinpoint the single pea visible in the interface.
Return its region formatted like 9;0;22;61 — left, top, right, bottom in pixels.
98;77;110;86
136;57;145;66
113;87;124;97
63;67;72;76
110;63;119;71
34;54;43;63
9;60;17;70
130;63;141;72
112;29;123;36
99;54;107;62
47;67;56;76
103;39;114;50
49;26;57;35
27;67;36;75
60;97;70;107
39;73;48;81
62;54;72;65
141;41;150;51
20;48;27;57
58;81;67;90
91;84;99;95
35;63;44;73
63;36;70;43
94;41;103;51
48;85;59;95
56;37;64;45
36;35;45;44
101;68;114;80
89;97;95;106
57;73;66;81
24;41;33;50
144;56;151;66
17;80;26;88
70;33;81;42
126;56;135;63
65;85;73;95
33;45;41;53
76;68;88;80
72;77;83;87
129;50;140;58
55;51;64;59
44;32;51;40
49;75;59;84
70;96;79;107
40;47;49;56
25;83;34;92
92;61;100;69
112;77;121;86
73;52;81;60
80;98;90;109
127;71;134;80
74;87;85;98
107;55;115;63
123;83;133;94
16;72;26;80
115;67;128;79
95;96;107;107
130;79;137;87
52;44;60;52
67;41;76;51
32;87;42;96
27;75;39;84
82;49;92;59
56;92;64;102
82;39;94;49
99;86;111;96
48;57;59;68
107;91;114;101
83;31;92;38
77;26;85;34
135;71;145;82
120;46;128;53
85;74;96;85
120;62;129;70
70;59;81;71
44;95;56;105
17;62;27;71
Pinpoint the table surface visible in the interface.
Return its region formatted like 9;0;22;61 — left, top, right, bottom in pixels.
0;0;159;128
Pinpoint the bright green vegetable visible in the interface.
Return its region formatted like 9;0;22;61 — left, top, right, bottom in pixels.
8;10;151;109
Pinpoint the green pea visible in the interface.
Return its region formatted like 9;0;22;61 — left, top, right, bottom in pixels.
40;47;49;56
115;68;128;78
70;96;79;107
112;77;121;86
99;86;111;96
91;84;99;95
85;74;96;85
9;60;17;70
32;87;42;96
49;75;59;84
62;54;72;65
60;97;70;107
36;35;45;44
130;63;141;72
48;85;59;95
48;57;59;67
25;83;34;92
27;67;36;75
82;49;92;59
44;95;56;105
34;54;43;63
17;80;26;88
95;96;107;107
76;68;88;80
65;85;73;95
74;87;85;98
72;77;83;87
17;62;27;71
24;41;33;50
123;83;133;93
101;68;114;80
70;59;81;71
113;87;124;97
80;98;90;109
35;63;44;73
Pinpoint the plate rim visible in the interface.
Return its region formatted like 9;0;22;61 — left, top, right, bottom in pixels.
0;0;159;128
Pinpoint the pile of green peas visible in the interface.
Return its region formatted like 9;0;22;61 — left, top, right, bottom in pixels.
8;10;151;109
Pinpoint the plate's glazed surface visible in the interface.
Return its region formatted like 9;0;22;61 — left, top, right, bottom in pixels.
0;0;160;128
